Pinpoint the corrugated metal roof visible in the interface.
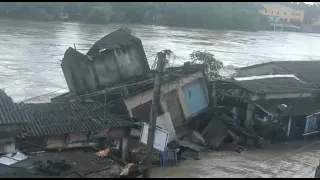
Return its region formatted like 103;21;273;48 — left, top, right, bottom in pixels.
276;61;320;86
22;101;133;137
236;61;320;86
234;76;319;94
0;90;31;124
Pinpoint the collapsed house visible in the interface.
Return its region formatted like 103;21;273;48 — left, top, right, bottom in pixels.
17;101;133;158
125;63;210;139
53;28;213;145
0;91;137;177
216;61;320;142
52;28;153;117
0;89;134;160
3;27;260;174
236;60;320;86
0;90;31;154
60;28;150;97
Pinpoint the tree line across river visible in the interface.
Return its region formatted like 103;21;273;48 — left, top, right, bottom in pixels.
1;2;320;31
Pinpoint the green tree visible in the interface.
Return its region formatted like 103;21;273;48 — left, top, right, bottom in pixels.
87;4;113;24
189;51;223;79
0;2;292;30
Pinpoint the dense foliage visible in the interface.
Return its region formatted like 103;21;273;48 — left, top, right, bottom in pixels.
1;2;320;30
190;51;223;79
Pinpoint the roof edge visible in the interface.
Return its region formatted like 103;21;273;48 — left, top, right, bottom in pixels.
236;61;275;71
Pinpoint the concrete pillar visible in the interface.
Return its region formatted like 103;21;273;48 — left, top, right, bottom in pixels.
211;82;217;106
287;116;292;138
245;102;255;129
121;137;129;161
234;107;241;126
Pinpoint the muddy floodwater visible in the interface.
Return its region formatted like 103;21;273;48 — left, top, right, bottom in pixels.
151;141;320;178
1;19;320;101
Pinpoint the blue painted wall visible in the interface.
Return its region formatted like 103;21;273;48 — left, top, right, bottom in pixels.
182;80;208;117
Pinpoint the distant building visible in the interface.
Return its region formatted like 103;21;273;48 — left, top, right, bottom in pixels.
59;13;69;20
259;4;304;23
267;16;282;23
312;17;320;26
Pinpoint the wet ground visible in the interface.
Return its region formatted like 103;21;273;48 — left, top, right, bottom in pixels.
151;140;320;178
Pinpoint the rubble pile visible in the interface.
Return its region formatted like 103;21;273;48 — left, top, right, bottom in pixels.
129;145;161;165
166;112;265;157
34;159;71;176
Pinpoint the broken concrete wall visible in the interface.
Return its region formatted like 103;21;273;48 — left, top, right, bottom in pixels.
235;63;289;77
187;131;206;146
92;50;120;89
61;29;150;96
61;48;98;96
113;44;149;81
202;117;228;149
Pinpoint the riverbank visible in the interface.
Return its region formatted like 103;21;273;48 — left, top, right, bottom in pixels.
151;140;320;178
0;2;269;32
0;17;260;32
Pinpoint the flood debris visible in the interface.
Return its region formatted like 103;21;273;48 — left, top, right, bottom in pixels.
34;159;71;176
315;161;320;178
4;148;148;178
202;116;228;149
167;141;200;161
188;131;207;146
176;138;207;152
119;163;146;178
129;146;161;166
211;71;320;144
179;110;263;154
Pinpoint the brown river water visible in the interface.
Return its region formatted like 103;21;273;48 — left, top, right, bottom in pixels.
1;19;320;101
151;141;320;178
1;19;320;178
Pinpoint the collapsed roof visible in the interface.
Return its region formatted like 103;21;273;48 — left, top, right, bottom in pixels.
0;89;133;137
234;75;319;94
237;61;320;86
21;101;133;137
86;28;137;57
0;90;31;125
